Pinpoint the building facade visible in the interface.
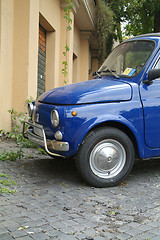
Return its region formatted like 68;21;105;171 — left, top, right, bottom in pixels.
0;0;98;131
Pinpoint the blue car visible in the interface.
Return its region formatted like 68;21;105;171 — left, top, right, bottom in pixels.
23;33;160;187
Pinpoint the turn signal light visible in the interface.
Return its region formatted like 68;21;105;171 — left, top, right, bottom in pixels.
72;111;77;116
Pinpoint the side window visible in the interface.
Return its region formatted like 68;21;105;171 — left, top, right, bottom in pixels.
154;58;160;69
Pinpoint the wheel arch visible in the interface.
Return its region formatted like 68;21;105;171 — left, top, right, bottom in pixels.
84;121;140;159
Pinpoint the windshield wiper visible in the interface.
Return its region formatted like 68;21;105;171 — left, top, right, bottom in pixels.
93;71;102;78
98;69;120;79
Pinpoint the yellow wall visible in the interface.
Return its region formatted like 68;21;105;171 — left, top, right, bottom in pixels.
73;23;81;83
12;0;39;112
0;0;98;131
0;0;14;131
80;38;90;82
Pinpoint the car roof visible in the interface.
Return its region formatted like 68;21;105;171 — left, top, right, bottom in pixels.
123;33;160;46
131;33;160;38
125;33;160;41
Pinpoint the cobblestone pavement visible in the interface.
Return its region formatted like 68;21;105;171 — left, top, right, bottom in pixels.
0;139;160;240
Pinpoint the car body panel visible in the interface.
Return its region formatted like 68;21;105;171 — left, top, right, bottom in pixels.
38;78;132;105
24;34;160;161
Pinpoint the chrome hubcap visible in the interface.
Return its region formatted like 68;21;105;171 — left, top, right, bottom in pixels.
89;139;126;179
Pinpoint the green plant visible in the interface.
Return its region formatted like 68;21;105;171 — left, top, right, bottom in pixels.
7;109;37;148
37;148;47;155
0;130;6;135
14;132;37;148
0;173;16;194
0;177;16;186
109;210;116;216
27;96;35;104
0;129;7;140
8;108;27;136
62;0;73;84
0;148;24;161
0;187;15;194
1;108;44;159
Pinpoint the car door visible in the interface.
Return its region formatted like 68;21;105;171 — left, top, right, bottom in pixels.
140;55;160;148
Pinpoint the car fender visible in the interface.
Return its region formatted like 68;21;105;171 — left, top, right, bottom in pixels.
71;113;143;156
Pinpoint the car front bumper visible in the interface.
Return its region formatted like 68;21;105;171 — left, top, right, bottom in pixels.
23;121;69;157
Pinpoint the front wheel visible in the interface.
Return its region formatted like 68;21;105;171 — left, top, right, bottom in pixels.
76;127;135;187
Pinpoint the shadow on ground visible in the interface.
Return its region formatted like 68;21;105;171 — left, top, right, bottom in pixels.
16;154;160;187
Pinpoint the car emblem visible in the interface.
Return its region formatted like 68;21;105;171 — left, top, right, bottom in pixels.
36;113;39;122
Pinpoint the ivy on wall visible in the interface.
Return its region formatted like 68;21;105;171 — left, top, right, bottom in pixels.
62;0;73;84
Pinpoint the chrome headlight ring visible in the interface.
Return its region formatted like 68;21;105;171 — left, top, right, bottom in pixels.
51;109;59;128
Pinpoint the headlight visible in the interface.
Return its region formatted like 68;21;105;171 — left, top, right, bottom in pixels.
28;102;35;117
51;110;59;128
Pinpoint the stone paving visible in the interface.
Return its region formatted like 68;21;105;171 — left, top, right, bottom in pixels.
0;139;160;240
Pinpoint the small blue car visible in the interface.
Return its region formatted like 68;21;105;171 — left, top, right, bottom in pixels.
23;33;160;187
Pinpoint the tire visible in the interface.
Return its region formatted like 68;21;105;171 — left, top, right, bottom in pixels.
76;127;135;187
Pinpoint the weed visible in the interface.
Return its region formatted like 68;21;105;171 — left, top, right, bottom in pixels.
18;226;29;230
0;178;16;186
1;108;44;163
0;148;24;161
37;148;47;155
0;173;16;194
7;109;37;148
0;129;6;137
27;96;34;104
109;210;116;216
0;173;9;178
15;133;37;148
0;187;15;194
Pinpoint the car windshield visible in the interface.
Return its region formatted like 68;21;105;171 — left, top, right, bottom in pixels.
98;40;155;78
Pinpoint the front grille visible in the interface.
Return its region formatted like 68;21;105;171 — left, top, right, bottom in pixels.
34;123;43;138
32;109;36;122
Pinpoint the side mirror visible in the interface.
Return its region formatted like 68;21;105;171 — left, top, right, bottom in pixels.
143;69;160;84
148;69;160;81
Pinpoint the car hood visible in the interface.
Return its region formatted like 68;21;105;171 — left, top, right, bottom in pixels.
38;77;132;105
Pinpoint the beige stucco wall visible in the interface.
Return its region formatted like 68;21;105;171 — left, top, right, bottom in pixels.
0;0;98;131
12;0;39;112
73;23;81;83
0;0;14;131
80;38;90;82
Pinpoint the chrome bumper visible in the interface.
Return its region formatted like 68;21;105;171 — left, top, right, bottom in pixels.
23;121;69;156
